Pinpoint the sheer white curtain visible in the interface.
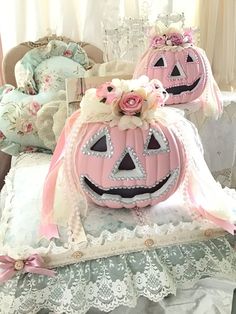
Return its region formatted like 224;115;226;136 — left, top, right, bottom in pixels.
0;0;86;54
0;34;4;85
198;0;236;90
0;0;235;91
0;0;197;54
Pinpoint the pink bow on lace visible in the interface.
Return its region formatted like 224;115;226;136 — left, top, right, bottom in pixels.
0;254;55;282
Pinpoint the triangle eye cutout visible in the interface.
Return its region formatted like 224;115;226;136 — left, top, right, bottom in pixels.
91;135;107;152
154;57;165;67
187;54;194;62
144;128;170;155
147;134;161;150
82;127;113;158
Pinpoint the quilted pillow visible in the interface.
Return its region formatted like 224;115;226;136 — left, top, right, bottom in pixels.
0;40;89;155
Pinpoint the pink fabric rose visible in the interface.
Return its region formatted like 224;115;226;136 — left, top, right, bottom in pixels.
167;33;183;46
28;101;41;115
183;29;193;43
150;35;166;48
118;92;144;116
96;83;119;104
63;50;73;58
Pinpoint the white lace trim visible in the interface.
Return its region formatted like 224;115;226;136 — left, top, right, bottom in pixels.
0;165;17;247
0;236;235;314
0;217;226;266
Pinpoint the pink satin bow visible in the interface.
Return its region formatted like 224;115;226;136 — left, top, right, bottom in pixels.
0;254;55;282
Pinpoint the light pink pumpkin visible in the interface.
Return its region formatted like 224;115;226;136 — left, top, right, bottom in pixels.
133;47;208;105
75;122;186;209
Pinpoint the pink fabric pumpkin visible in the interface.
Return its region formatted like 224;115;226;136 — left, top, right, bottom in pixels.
75;121;186;209
133;44;223;120
134;47;208;105
40;78;235;240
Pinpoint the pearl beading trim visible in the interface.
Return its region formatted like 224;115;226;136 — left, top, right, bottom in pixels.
47;222;226;268
82;127;114;158
79;168;179;205
143;128;170;155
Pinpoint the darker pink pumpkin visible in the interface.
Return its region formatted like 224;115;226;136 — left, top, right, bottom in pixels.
75;122;186;209
133;47;208;105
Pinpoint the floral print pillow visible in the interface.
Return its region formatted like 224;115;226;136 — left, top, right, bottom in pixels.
15;40;89;95
0;40;90;155
34;55;86;92
0;88;63;155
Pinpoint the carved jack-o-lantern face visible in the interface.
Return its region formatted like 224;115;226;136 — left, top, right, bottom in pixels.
76;122;186;209
134;47;208;105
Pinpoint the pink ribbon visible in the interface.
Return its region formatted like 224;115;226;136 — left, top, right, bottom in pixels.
187;174;236;235
40;110;80;239
0;254;55;282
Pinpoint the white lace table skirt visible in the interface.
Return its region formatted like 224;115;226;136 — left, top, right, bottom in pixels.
33;278;235;314
86;278;235;314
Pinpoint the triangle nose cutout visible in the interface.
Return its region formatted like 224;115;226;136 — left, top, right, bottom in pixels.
171;65;181;77
118;153;136;170
110;148;146;180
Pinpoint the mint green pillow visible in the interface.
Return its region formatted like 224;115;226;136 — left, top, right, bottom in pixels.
0;87;63;155
0;40;90;155
34;55;85;92
15;40;89;94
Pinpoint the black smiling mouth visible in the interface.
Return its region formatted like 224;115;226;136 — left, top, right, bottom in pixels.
83;174;171;198
166;77;201;95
